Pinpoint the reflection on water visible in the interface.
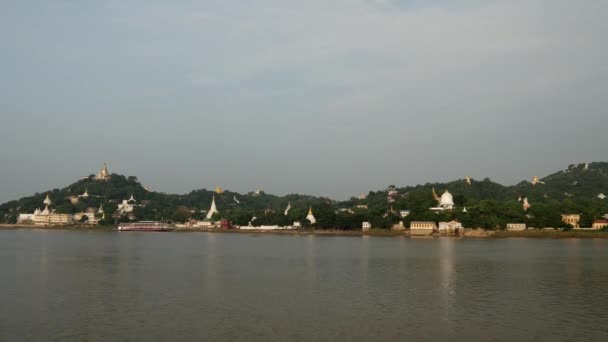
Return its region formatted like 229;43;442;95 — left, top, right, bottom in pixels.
438;238;455;327
1;231;608;341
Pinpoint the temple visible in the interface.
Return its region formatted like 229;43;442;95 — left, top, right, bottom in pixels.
215;186;224;194
206;195;219;219
306;207;316;224
19;195;73;225
94;163;111;181
430;188;455;212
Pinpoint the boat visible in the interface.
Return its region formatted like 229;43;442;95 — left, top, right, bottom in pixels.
117;221;172;232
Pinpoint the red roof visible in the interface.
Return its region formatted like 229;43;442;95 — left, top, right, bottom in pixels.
593;219;608;224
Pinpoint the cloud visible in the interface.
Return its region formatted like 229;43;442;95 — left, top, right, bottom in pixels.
1;0;607;201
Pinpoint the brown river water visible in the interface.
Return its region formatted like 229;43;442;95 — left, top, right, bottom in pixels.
1;230;607;341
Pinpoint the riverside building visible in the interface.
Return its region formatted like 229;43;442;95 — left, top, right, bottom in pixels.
561;214;581;228
410;221;436;235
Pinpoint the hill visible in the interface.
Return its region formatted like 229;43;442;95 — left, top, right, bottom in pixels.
1;162;607;229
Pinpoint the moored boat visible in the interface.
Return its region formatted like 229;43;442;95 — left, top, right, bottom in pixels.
118;221;172;232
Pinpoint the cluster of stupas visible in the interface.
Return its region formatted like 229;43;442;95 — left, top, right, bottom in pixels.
200;192;317;226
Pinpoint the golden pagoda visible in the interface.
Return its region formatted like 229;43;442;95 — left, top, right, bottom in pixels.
215;186;224;194
95;163;110;181
531;176;544;185
432;187;440;202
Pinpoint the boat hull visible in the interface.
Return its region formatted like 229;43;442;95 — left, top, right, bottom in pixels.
117;222;172;232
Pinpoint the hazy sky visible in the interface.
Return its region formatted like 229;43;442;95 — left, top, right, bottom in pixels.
1;0;607;202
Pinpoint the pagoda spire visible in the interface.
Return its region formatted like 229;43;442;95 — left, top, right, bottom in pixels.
306;206;316;224
43;194;52;206
206;195;220;220
432;187;440;203
95;162;110;181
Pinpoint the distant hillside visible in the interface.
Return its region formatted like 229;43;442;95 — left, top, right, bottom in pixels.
2;162;607;229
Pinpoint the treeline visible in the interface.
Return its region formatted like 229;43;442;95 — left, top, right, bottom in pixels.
1;163;607;229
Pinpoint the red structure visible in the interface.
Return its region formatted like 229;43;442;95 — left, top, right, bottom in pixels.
220;219;232;229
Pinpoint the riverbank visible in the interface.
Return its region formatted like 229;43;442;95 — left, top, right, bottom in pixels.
2;224;608;238
492;229;608;239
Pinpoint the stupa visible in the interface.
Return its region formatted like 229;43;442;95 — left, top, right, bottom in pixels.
94;163;111;181
306;207;316;224
206;195;219;219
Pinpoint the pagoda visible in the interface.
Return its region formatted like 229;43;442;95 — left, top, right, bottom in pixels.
94;163;110;181
306;206;316;224
206;195;220;220
43;194;52;206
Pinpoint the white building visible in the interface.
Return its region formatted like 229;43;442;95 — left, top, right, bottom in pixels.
507;223;526;231
592;220;608;230
240;225;283;230
362;222;372;231
438;220;463;234
17;214;35;223
33;213;73;226
22;197;76;226
410;221;436;235
399;210;411;218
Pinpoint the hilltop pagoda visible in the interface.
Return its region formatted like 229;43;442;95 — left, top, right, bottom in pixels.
94;163;110;181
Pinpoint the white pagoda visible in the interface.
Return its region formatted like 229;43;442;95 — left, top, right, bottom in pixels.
430;188;455;212
306;206;316;224
206;195;219;219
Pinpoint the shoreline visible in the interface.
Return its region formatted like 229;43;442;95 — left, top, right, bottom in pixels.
2;224;608;238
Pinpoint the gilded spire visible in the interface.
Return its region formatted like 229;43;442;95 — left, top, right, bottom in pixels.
95;162;110;181
432;187;440;202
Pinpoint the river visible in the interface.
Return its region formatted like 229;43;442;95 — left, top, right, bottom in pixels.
1;230;607;341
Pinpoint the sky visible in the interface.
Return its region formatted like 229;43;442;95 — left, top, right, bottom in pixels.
1;0;607;203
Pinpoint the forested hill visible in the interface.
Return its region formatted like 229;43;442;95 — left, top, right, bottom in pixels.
1;162;607;229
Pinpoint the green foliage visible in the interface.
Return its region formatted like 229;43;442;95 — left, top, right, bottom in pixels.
1;163;608;229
